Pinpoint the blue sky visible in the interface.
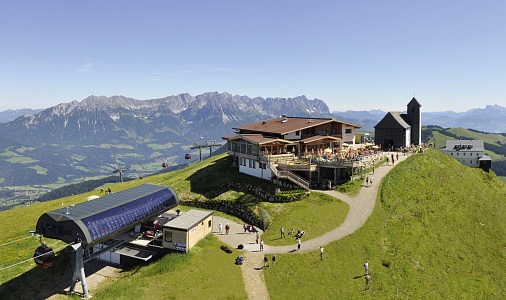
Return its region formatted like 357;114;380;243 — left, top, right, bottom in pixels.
1;1;505;112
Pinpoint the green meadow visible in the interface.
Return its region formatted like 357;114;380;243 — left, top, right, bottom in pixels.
0;149;504;299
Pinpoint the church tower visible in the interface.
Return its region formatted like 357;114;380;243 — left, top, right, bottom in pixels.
406;97;422;145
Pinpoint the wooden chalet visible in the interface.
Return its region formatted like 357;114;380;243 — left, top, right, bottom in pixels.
222;116;383;189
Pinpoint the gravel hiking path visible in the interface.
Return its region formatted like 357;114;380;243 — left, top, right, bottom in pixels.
214;152;407;300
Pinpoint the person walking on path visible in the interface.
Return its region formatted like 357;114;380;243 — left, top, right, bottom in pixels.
369;178;373;186
243;224;248;234
263;255;269;268
272;255;276;265
320;246;324;261
365;274;371;290
365;176;369;187
218;223;223;234
256;231;259;244
297;238;301;250
225;223;230;235
260;239;264;251
364;260;369;275
280;227;286;238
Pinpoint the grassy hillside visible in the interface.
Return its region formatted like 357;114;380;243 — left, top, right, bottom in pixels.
0;153;349;299
264;149;506;299
1;150;505;299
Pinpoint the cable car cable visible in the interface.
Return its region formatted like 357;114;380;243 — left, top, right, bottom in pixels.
0;243;69;271
0;235;35;247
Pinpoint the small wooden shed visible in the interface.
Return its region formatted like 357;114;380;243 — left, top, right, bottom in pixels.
162;209;214;253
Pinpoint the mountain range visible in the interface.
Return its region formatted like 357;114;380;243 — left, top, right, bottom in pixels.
0;92;331;187
0;92;504;189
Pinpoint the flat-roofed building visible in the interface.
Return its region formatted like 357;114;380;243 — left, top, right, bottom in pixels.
162;209;214;253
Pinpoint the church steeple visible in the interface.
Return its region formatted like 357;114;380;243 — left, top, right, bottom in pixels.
406;97;421;145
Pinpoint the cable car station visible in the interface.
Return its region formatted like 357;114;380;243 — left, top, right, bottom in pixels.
33;184;214;298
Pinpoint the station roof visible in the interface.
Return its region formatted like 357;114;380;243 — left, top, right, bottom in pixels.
45;184;172;221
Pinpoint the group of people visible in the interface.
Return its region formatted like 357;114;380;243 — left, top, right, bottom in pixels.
218;222;231;235
365;176;373;187
100;187;112;195
263;254;276;268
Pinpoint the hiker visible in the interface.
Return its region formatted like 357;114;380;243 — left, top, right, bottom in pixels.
272;255;276;265
218;223;223;234
256;231;259;244
244;224;248;233
260;239;264;251
288;228;294;236
263;255;269;268
364;260;369;275
365;274;371;290
297;238;301;250
281;227;286;238
225;223;230;235
320;246;324;261
365;176;369;187
176;208;181;216
369;178;372;186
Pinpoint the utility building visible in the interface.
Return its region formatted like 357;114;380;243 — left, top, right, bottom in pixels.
163;209;214;253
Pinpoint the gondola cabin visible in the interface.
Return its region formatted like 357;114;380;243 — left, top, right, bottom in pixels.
185;154;191;160
34;244;55;268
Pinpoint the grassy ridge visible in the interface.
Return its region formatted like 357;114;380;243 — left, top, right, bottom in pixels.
264;149;506;299
1;150;505;299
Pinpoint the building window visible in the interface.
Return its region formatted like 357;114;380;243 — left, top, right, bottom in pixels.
165;231;172;242
296;131;300;136
451;153;453;156
208;220;212;228
345;129;352;134
463;153;466;156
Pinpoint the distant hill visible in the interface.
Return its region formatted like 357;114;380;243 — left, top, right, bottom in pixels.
423;125;506;177
0;108;43;123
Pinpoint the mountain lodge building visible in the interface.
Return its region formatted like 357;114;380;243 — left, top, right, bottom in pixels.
222;116;383;189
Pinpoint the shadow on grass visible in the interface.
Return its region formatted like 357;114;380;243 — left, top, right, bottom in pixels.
353;275;365;279
187;155;277;200
0;253;121;300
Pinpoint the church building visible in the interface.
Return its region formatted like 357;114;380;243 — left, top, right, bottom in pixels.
374;98;422;149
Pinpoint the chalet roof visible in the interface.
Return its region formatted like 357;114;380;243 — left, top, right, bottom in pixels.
222;133;292;145
299;135;341;144
233;116;361;135
374;112;411;129
440;140;485;152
